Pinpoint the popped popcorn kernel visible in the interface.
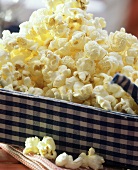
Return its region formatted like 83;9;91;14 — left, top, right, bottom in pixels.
23;136;40;155
84;41;107;60
23;136;57;160
37;136;57;159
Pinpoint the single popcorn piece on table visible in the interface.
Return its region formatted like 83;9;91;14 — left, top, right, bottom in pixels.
23;136;57;160
87;148;105;170
37;136;57;159
79;148;105;170
55;152;83;169
23;136;40;155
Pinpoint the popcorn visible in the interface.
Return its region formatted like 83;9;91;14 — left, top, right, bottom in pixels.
79;148;105;170
74;71;91;83
0;49;9;67
76;57;96;75
0;62;15;87
96;96;112;111
4;84;14;91
114;98;136;114
23;136;40;155
73;82;93;100
58;85;73;101
98;53;124;75
41;50;61;71
121;66;135;77
127;43;138;57
53;74;67;87
84;41;107;60
29;8;50;26
48;65;71;88
69;31;89;50
23;136;57;159
37;136;57;159
24;77;31;87
19;21;32;35
49;38;68;51
55;147;105;170
108;52;124;70
55;152;69;167
16;37;39;51
66;76;79;89
46;88;61;99
109;28;127;52
0;0;137;114
55;152;83;169
56;42;73;56
2;31;18;51
27;87;44;96
92;85;109;97
23;136;105;170
54;23;70;38
131;71;138;82
61;56;76;70
43;0;89;11
93;17;106;29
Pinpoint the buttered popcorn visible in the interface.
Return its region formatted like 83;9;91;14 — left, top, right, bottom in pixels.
0;0;138;114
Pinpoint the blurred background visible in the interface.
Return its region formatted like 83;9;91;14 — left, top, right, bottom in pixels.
0;0;138;37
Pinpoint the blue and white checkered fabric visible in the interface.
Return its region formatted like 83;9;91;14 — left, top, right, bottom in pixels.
0;89;138;169
111;73;138;104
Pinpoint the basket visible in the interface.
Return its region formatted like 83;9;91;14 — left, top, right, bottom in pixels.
0;88;138;169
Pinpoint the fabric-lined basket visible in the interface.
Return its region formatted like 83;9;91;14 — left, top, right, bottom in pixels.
0;86;138;169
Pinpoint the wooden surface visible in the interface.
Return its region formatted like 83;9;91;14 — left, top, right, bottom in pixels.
0;148;29;169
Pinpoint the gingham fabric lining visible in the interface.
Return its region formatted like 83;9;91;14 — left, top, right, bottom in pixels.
0;89;138;169
111;73;138;104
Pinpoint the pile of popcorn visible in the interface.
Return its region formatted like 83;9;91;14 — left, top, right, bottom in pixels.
0;0;137;114
23;136;105;170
